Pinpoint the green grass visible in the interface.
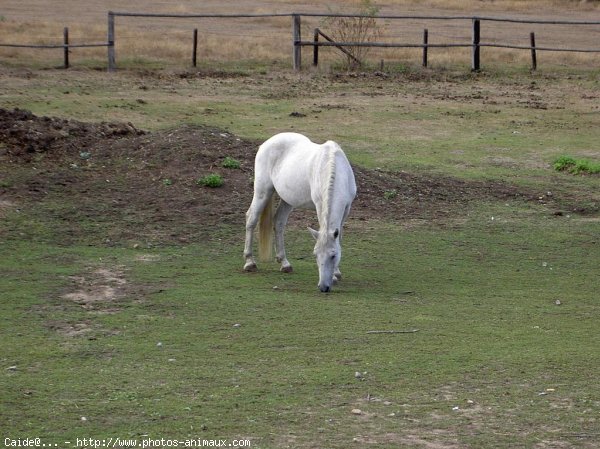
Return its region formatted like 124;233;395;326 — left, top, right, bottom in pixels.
197;173;224;188
3;68;598;188
1;66;599;448
1;205;599;447
553;155;600;175
222;156;241;169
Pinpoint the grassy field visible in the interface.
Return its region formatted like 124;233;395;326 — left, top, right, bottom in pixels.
1;27;600;449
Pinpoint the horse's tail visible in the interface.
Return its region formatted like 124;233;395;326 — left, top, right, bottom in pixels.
258;193;276;262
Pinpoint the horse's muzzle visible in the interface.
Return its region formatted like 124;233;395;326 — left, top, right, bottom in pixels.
319;284;331;293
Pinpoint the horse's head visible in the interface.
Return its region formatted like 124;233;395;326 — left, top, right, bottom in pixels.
309;227;341;293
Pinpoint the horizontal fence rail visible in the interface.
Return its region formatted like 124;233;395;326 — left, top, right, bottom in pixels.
0;26;109;69
0;43;109;48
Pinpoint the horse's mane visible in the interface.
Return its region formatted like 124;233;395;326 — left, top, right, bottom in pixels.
319;142;339;238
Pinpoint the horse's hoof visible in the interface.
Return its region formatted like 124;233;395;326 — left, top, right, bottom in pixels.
280;265;293;273
244;263;258;272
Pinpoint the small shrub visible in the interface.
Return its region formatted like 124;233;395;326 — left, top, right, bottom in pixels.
322;0;383;70
197;173;224;188
553;155;600;175
162;178;173;186
222;157;241;169
383;189;398;200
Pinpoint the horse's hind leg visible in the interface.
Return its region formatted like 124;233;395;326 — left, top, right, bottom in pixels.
274;200;294;273
243;186;273;272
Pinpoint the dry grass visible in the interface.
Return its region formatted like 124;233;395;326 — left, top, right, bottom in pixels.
1;0;599;69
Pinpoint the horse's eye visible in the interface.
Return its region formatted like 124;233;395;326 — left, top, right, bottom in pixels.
330;254;336;261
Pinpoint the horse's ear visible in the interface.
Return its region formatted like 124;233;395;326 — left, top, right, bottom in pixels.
333;229;339;239
308;227;319;240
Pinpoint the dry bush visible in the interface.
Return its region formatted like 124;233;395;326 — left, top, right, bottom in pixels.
321;0;383;69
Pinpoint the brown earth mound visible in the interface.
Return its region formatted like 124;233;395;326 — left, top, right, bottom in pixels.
0;108;548;244
0;108;143;158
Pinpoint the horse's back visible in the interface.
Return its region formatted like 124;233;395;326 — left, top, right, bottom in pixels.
256;133;355;209
257;132;317;166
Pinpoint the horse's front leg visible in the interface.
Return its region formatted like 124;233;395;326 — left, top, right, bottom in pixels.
333;217;348;283
274;200;294;273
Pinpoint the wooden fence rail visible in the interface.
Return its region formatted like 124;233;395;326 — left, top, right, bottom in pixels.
0;27;109;69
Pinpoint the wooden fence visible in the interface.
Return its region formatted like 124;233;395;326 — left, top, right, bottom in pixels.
107;11;600;72
0;28;109;69
2;12;599;71
292;13;600;71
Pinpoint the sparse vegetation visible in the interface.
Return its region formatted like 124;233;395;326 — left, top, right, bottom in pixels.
553;155;600;175
383;188;398;200
222;156;241;169
197;173;224;187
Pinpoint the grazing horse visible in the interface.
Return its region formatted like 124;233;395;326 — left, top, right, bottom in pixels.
243;132;357;292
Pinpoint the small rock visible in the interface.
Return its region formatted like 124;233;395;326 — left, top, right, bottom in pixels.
156;342;163;347
452;406;460;411
354;371;363;379
80;416;87;422
6;366;17;371
555;300;561;306
232;323;241;328
351;409;363;415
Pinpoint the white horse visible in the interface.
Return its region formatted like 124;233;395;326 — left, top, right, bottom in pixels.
243;132;357;292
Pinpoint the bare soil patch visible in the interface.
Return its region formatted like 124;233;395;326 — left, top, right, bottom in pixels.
0;107;569;244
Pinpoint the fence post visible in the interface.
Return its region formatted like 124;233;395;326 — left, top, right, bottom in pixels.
292;14;301;71
193;28;198;67
107;11;116;72
422;28;428;67
530;32;537;71
313;28;319;67
63;27;69;69
471;18;481;71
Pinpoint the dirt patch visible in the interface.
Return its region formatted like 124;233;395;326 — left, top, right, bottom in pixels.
0;199;15;218
62;266;127;310
45;265;131;338
0;108;143;160
0;107;578;244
